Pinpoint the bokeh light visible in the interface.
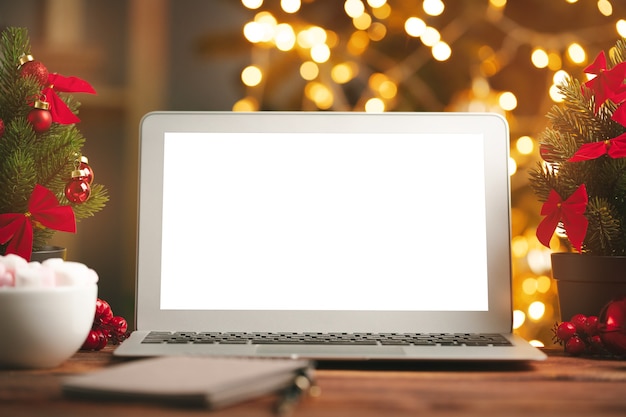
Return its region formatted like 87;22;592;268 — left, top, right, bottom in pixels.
234;0;626;346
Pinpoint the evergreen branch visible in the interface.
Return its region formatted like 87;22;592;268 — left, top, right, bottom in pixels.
585;197;623;256
528;162;557;202
608;38;626;67
63;184;109;220
0;149;36;213
537;125;578;162
32;228;56;251
33;124;85;187
0;28;38;122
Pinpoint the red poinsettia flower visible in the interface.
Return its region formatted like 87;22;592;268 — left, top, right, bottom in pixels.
536;184;588;252
613;102;626;127
568;133;626;162
41;73;96;124
583;51;626;112
0;184;76;261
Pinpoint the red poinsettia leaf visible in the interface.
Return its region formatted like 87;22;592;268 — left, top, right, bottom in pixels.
562;212;588;253
584;51;607;75
28;184;76;233
568;142;608;162
0;213;33;260
536;209;561;249
0;185;76;261
584;60;626;112
562;184;588;215
43;87;80;124
613;103;626;127
569;134;626;162
0;213;24;245
48;73;96;94
607;134;626;159
536;185;588;252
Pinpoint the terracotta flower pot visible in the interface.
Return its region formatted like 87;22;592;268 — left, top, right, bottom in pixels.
551;253;626;322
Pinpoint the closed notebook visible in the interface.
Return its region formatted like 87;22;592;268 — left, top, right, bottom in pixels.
62;356;312;408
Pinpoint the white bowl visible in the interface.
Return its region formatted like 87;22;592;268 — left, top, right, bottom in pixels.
0;284;97;368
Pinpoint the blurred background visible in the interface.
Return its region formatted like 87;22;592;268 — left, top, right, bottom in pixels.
1;0;625;347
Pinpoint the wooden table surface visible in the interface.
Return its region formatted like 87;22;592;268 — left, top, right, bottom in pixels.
1;346;625;417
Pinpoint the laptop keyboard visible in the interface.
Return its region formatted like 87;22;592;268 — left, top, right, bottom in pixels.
141;332;512;347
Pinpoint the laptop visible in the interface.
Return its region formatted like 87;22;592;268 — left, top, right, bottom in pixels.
114;111;546;362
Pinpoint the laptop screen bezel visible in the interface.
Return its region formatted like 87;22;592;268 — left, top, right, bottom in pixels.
136;111;513;334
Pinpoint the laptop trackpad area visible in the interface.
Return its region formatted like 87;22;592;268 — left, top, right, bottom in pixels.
256;345;405;359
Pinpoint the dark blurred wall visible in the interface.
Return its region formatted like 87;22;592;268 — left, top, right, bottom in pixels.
0;0;247;326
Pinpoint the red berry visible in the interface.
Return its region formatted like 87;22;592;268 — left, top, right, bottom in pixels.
82;330;104;350
570;314;587;334
589;335;604;352
96;330;109;350
110;316;128;336
556;322;577;342
565;335;586;355
95;298;113;322
584;316;599;336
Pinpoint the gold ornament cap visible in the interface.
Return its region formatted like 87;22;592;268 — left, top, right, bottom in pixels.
71;169;88;178
80;155;89;164
18;54;34;67
33;99;50;110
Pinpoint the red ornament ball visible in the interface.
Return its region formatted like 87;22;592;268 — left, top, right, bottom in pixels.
79;157;94;184
19;58;49;87
65;173;91;203
599;296;626;356
27;108;52;133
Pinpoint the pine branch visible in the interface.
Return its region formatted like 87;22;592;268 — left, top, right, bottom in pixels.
528;162;557;202
608;38;626;67
65;184;109;220
0;28;39;122
585;197;624;256
0;148;36;213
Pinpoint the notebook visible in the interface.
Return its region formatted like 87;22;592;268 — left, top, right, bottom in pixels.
114;111;546;362
63;356;312;409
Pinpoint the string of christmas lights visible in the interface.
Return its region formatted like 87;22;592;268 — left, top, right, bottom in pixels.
233;0;626;347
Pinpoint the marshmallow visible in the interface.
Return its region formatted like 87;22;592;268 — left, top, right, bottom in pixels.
1;255;98;288
0;263;14;287
85;268;100;284
44;261;89;286
15;263;56;287
0;254;28;275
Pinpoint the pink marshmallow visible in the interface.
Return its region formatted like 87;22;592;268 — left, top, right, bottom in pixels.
0;254;28;275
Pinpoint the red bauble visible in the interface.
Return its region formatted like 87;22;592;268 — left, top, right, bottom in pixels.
0;118;4;138
79;156;94;184
19;55;49;87
27;100;52;133
599;296;626;356
65;170;91;203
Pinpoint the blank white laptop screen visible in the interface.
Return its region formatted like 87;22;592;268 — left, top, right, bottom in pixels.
160;131;488;312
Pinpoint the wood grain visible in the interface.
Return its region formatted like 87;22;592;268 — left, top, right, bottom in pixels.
1;347;625;417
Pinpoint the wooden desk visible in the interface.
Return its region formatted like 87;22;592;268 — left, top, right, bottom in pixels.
1;347;625;417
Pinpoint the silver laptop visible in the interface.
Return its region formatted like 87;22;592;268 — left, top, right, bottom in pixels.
114;111;546;362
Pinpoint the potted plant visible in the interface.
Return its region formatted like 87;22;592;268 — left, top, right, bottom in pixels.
0;27;108;261
529;38;626;321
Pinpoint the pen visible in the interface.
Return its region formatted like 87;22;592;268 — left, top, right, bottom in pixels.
275;370;319;416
